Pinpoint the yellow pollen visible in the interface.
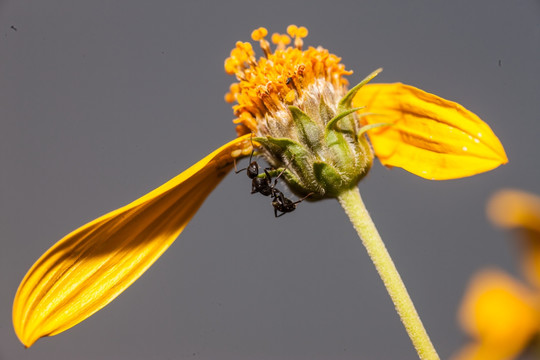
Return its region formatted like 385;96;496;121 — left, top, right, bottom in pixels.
297;27;308;38
271;33;290;44
224;92;235;103
225;25;352;134
230;149;243;158
286;25;298;37
225;83;240;103
223;41;256;75
251;27;268;41
249;27;272;57
284;89;296;103
286;25;308;49
287;25;308;38
230;141;254;159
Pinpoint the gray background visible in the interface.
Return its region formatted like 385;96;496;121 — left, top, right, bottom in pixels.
1;1;539;359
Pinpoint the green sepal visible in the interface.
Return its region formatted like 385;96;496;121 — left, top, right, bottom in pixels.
319;98;335;125
324;128;354;168
357;122;393;137
276;168;314;199
312;162;345;198
325;107;364;132
254;136;311;163
338;68;382;113
288;106;323;150
254;136;321;198
256;167;309;198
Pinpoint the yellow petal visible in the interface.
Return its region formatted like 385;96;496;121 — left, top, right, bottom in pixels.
13;135;252;347
353;83;508;180
487;189;540;288
451;342;524;360
457;269;540;359
487;189;540;233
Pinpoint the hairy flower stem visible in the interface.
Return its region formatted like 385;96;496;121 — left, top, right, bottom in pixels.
337;187;440;360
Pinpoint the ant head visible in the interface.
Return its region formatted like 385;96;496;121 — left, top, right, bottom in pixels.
247;161;259;178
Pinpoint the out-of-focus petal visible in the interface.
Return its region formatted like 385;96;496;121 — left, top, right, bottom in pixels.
451;342;523;360
13;135;252;347
487;189;540;233
353;83;508;180
456;269;540;360
487;189;540;289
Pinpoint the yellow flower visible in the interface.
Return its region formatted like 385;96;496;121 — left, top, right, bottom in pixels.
454;190;540;360
13;25;508;347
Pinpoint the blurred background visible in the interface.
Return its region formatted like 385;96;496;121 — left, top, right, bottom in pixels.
1;1;539;359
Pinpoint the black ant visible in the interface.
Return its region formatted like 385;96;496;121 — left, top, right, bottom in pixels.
235;137;310;217
271;190;312;218
235;149;278;197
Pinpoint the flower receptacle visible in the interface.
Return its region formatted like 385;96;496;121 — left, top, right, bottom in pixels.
254;89;374;200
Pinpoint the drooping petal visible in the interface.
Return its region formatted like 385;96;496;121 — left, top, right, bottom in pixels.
487;189;540;289
13;135;252;347
455;269;540;360
353;83;508;180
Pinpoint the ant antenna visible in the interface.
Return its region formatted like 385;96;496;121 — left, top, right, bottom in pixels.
235;134;256;174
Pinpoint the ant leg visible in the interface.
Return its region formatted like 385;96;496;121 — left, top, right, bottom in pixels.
234;158;247;174
292;192;314;205
235;150;255;174
276;154;296;181
263;168;275;186
262;167;286;192
274;167;287;183
266;153;295;187
263;168;272;180
272;191;287;218
235;134;257;174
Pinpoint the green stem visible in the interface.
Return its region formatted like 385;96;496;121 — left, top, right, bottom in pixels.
337;187;440;360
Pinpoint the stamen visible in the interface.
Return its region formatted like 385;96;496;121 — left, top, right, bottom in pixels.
296;26;308;38
224;83;240;103
224;92;235;103
271;33;291;51
287;25;308;50
286;25;298;37
250;27;267;41
251;27;272;57
225;25;352;133
224;41;256;75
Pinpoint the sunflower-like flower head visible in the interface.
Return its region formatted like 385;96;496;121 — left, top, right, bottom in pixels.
13;25;509;349
224;25;375;199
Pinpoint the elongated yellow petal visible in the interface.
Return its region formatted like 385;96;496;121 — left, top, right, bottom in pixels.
13;135;252;347
456;270;540;360
353;83;508;180
487;189;540;289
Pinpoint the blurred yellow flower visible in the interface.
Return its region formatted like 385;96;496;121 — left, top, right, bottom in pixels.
454;190;540;360
13;25;508;348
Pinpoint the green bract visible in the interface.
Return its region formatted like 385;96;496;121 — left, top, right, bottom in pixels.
254;70;383;199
